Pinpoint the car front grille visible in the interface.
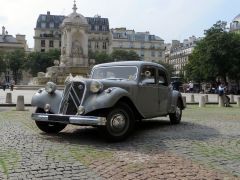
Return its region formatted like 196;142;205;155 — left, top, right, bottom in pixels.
59;81;85;115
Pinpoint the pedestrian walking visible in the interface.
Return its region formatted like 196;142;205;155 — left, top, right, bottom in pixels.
10;79;15;91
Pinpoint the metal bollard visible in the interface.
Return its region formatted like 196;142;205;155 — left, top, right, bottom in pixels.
237;96;240;107
199;95;205;107
5;92;12;104
218;95;224;107
16;95;25;111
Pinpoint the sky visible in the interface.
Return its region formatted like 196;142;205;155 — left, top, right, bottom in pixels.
0;0;239;48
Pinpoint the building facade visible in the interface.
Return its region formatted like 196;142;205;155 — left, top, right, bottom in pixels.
34;12;111;53
0;26;27;52
230;14;240;33
165;36;201;76
110;28;165;62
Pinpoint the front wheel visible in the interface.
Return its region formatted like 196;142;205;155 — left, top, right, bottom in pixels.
169;100;182;124
103;102;135;141
35;108;67;133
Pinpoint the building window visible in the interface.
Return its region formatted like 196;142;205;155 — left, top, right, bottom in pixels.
158;51;162;57
95;42;99;49
41;49;45;52
141;50;144;57
151;51;155;57
49;40;54;47
103;42;107;49
88;41;92;49
41;23;46;28
141;43;144;49
59;41;61;48
41;40;45;47
95;25;99;31
102;26;107;31
49;22;54;28
41;15;46;21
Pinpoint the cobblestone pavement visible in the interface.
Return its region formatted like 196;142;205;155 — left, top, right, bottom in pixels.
0;105;239;179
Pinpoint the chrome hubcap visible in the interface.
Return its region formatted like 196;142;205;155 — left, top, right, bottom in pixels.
176;106;181;119
110;113;126;131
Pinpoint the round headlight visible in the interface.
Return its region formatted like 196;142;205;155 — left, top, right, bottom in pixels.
90;81;103;93
45;82;57;94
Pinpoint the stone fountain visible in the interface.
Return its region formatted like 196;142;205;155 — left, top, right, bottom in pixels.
32;1;94;85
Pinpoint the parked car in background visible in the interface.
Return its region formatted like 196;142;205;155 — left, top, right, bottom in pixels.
31;61;186;141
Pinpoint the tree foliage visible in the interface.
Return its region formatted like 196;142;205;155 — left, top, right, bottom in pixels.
6;49;25;83
111;50;140;61
89;49;140;64
25;49;60;76
0;51;7;74
185;21;240;83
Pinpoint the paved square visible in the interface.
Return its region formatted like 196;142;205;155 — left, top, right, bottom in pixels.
0;105;239;179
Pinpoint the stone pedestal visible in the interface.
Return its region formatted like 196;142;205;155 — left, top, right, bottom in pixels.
32;66;90;85
190;94;195;103
6;93;12;103
230;94;234;103
199;95;205;107
218;96;224;107
204;95;208;103
16;96;25;111
237;96;240;107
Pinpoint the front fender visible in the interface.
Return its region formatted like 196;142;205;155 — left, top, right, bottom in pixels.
31;89;63;114
83;87;130;114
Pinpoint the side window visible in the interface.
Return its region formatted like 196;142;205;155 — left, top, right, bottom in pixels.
140;66;156;85
158;69;168;86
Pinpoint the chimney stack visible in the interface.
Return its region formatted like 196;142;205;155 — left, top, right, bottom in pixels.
2;26;5;36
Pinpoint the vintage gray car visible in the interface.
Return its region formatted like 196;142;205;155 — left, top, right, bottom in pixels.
31;61;185;141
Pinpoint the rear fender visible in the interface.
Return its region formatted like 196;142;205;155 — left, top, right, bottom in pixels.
169;90;185;113
31;89;63;114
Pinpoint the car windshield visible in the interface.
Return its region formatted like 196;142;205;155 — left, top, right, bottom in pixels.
92;66;138;81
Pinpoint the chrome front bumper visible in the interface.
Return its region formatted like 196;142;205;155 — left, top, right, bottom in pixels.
31;113;106;126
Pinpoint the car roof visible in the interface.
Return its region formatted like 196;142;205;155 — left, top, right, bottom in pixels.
93;60;166;69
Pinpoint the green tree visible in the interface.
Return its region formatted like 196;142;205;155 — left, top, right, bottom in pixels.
111;50;140;61
25;49;60;76
6;49;25;83
185;21;240;83
0;51;7;75
157;61;174;77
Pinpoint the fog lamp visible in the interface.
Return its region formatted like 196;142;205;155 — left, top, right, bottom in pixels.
77;106;85;115
44;104;51;113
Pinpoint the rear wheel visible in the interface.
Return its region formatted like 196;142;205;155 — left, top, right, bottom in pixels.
169;100;182;124
103;102;135;141
35;108;67;133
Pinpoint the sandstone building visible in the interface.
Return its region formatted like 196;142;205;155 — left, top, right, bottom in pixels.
165;36;201;76
34;12;111;53
110;28;165;62
0;26;27;52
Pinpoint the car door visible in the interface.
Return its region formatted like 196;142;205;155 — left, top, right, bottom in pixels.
137;65;159;117
157;68;170;115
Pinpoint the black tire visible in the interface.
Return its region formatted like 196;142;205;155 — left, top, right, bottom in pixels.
169;100;182;124
103;102;135;142
35;108;67;133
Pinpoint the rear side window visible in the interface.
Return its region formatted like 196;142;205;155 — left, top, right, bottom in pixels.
158;69;168;86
